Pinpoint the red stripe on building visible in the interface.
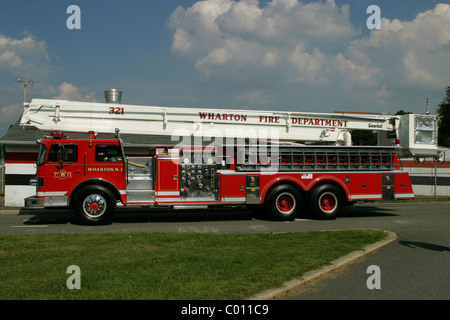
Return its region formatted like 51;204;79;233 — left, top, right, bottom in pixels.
4;152;38;164
400;160;450;169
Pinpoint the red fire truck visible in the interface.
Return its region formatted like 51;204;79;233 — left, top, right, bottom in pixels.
25;130;415;225
20;93;440;225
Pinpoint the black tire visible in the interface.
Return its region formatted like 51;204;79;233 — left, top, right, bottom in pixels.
73;185;116;225
308;184;344;220
265;184;303;221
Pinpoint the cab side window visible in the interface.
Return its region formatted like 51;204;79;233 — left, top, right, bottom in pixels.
95;145;122;162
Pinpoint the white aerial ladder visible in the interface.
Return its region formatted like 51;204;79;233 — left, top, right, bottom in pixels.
19;90;441;159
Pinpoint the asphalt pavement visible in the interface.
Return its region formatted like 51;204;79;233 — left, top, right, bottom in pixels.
1;201;449;299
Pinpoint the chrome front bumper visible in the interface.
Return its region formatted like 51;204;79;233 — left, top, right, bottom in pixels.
24;195;68;209
24;196;44;209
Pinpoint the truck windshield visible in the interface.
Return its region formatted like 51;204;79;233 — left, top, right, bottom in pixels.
37;144;47;166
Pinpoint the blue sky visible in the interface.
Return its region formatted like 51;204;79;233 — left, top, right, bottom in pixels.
1;0;449;136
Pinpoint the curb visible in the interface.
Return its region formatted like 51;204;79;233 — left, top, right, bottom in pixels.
0;209;21;215
247;229;398;300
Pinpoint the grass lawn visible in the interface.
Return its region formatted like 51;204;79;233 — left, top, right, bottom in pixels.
0;229;386;300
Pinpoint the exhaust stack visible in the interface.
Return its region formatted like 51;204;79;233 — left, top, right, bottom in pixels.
105;89;122;104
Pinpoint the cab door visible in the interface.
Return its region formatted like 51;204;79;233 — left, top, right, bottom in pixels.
44;143;83;197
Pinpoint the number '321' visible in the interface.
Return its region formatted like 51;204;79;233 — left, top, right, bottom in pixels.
109;107;124;115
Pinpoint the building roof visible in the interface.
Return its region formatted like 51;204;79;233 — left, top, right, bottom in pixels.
0;119;181;147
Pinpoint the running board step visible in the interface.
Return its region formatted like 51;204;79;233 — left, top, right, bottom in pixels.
173;205;208;210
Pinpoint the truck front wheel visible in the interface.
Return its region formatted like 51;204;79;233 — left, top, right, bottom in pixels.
73;185;116;225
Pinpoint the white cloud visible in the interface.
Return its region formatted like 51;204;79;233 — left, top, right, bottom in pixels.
0;33;49;71
168;0;357;66
0;33;99;134
169;0;234;58
168;0;377;97
347;4;450;86
171;28;194;53
168;0;450;113
215;0;356;46
0;51;23;69
52;82;96;102
235;90;274;106
0;33;51;131
332;53;382;88
289;42;328;83
0;82;96;130
403;52;435;83
0;104;21;124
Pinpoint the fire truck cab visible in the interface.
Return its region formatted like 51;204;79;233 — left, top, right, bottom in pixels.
28;131;125;224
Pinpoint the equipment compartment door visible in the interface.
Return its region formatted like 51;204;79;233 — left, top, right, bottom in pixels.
246;175;260;204
382;174;395;200
156;157;180;198
349;173;382;200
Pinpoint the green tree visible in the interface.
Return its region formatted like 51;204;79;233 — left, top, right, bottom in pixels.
351;130;377;146
437;86;450;147
395;110;412;115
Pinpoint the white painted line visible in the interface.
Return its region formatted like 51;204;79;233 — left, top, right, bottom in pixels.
11;225;48;228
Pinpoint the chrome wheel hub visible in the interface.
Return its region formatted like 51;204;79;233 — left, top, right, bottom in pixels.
83;194;106;218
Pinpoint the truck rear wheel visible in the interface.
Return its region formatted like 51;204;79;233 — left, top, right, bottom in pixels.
73;185;116;225
265;184;302;221
309;184;344;220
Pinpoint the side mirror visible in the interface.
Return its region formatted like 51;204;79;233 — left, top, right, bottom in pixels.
56;143;65;168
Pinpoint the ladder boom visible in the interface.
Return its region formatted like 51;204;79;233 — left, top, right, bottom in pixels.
19;98;439;158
